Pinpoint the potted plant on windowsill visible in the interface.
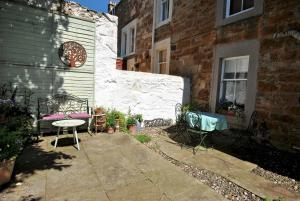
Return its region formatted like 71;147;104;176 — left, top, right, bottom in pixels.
127;116;137;135
0;128;24;186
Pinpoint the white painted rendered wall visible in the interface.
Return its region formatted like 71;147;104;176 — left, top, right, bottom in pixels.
94;14;190;122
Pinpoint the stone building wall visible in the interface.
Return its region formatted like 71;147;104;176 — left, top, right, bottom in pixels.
116;0;153;72
116;0;300;149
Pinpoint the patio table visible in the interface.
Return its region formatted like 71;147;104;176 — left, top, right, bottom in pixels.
186;112;228;132
184;111;228;152
52;119;85;150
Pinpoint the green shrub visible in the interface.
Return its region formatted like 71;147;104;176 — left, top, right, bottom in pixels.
106;112;116;127
0;128;24;161
126;116;136;126
135;134;151;143
134;114;143;122
110;109;127;131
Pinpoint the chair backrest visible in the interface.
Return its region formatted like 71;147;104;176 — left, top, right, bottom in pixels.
175;103;183;123
37;93;88;118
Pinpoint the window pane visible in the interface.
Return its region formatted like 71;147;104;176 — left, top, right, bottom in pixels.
161;0;169;21
230;0;242;15
236;57;249;79
243;0;254;10
235;81;247;107
224;59;236;79
159;50;167;62
130;28;135;53
122;33;127;55
220;81;235;103
160;63;167;74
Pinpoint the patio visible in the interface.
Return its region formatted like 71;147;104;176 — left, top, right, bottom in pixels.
0;132;225;201
1;128;299;201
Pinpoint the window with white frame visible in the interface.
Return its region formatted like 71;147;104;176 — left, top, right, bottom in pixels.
153;38;170;74
156;0;173;27
226;0;254;17
158;49;167;74
121;32;127;56
121;19;137;57
219;56;249;111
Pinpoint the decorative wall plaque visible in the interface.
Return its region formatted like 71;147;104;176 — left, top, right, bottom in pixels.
58;41;87;68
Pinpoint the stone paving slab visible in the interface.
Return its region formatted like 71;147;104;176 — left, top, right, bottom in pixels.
157;135;300;201
0;133;225;201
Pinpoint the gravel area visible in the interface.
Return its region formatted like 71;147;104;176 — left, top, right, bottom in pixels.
149;146;263;201
141;127;264;201
252;167;299;193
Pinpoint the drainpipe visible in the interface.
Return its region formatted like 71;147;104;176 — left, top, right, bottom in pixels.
150;0;156;73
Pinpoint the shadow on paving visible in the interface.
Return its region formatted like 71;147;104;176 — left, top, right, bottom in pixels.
165;126;300;181
0;139;75;193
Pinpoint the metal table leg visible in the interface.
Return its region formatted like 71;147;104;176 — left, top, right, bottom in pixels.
54;127;61;148
73;127;80;150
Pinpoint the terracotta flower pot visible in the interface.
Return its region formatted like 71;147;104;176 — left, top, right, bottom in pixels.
0;114;8;124
128;125;137;135
0;157;16;186
107;126;114;134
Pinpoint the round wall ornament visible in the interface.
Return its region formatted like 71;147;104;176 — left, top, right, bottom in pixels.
58;41;87;68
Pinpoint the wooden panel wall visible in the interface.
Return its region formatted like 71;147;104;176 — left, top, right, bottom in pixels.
0;1;95;112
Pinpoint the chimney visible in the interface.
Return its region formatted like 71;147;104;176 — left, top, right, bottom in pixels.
108;1;117;15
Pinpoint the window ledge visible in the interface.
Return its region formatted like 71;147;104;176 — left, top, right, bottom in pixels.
156;19;170;29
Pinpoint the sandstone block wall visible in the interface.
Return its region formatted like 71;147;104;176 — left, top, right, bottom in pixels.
116;0;300;148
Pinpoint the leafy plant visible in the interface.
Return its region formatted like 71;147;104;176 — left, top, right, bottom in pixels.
0;128;24;161
106;114;116;128
126;116;136;126
134;114;143;122
135;134;151;143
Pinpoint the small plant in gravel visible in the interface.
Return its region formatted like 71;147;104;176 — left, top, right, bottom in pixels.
135;134;152;143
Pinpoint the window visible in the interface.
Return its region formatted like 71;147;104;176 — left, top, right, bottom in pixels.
210;40;259;127
156;0;173;28
226;0;254;17
153;38;170;74
130;28;135;53
219;56;249;111
121;19;137;57
161;0;170;22
216;0;263;27
121;32;127;56
158;50;167;74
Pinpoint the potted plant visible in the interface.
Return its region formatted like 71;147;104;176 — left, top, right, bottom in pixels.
0;128;23;186
127;116;137;135
106;115;116;134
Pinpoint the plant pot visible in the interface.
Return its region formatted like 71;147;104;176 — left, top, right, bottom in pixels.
107;126;114;134
128;125;137;135
0;114;8;124
227;111;235;116
0;157;16;186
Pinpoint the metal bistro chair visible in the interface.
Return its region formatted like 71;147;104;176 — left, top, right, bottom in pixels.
174;103;208;154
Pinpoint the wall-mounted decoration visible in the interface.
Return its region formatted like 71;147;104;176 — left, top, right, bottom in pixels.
58;41;87;68
273;30;300;41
